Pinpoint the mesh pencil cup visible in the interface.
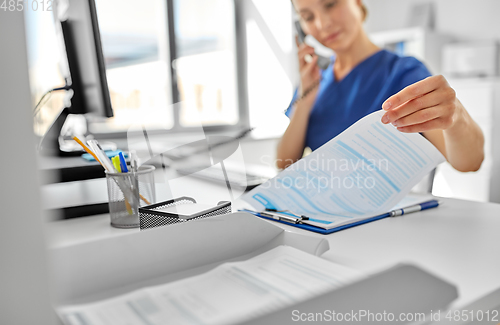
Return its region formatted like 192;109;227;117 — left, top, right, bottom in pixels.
105;165;156;228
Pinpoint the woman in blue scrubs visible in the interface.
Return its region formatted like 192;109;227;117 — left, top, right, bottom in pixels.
278;0;484;172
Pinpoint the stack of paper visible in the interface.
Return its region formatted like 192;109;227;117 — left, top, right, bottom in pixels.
58;246;362;325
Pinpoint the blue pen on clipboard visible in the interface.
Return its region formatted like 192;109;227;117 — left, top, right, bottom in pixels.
390;200;440;217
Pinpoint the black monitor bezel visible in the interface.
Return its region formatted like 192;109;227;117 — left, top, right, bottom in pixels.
61;0;113;118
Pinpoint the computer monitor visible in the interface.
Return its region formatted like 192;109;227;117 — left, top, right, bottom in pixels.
25;0;113;155
61;0;113;117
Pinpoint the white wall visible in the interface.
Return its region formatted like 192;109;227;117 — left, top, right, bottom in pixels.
0;10;57;325
241;0;297;137
364;0;500;41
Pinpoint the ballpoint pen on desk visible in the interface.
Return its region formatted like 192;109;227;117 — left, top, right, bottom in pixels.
390;200;440;217
261;211;305;224
265;208;309;220
241;209;308;225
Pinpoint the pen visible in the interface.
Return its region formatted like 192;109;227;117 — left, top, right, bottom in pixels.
260;211;305;224
129;150;140;207
112;155;122;173
118;152;128;173
130;150;138;173
87;140;116;173
122;151;149;204
265;208;309;220
390;200;440;217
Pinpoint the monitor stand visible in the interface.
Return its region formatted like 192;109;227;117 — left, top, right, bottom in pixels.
38;106;74;157
38;106;118;157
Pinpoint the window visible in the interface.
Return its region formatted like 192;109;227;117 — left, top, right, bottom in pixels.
91;0;242;134
25;8;67;137
174;0;239;127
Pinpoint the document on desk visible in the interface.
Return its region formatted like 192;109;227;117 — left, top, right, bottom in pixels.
58;246;362;325
241;110;446;229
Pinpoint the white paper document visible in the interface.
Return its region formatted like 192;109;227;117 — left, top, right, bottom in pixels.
241;110;446;229
58;246;361;325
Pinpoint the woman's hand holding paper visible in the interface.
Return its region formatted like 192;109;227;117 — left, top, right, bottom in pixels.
380;75;460;133
380;75;484;172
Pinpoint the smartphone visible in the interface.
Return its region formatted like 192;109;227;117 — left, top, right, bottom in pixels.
295;21;331;70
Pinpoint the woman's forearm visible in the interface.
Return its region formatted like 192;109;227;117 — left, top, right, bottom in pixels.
278;33;322;170
276;102;312;170
444;100;485;172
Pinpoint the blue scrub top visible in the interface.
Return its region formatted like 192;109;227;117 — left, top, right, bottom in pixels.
285;50;431;151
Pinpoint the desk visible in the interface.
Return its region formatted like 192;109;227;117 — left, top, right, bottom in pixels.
283;197;500;309
45;175;500;310
38;155;104;184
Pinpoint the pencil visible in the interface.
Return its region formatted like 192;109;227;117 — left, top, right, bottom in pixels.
140;194;151;205
73;136;101;163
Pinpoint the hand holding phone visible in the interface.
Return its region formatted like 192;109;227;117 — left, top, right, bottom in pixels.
295;21;331;70
293;21;327;109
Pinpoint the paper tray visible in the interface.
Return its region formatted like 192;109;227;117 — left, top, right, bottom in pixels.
139;196;231;230
49;212;330;306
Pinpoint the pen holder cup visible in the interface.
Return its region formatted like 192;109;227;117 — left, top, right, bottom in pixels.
106;165;156;228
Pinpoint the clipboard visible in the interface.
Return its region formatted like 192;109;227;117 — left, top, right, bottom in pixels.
241;199;440;235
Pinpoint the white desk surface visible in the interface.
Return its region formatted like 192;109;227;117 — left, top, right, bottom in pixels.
45;176;500;310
